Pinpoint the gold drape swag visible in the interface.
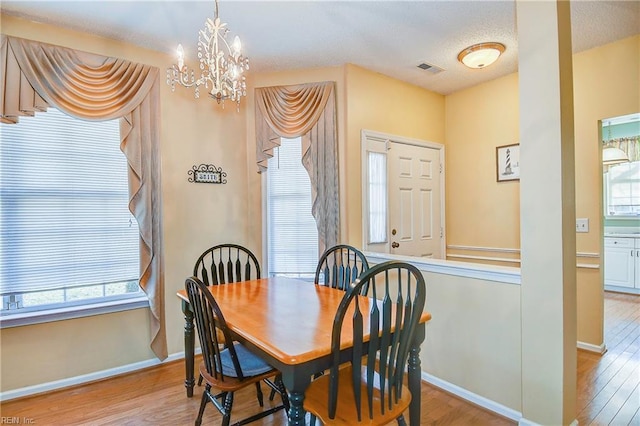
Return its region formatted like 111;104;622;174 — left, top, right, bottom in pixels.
255;82;339;253
0;35;167;360
603;136;640;163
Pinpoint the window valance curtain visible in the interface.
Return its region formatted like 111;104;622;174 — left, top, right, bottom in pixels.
603;136;640;162
255;82;339;253
0;35;167;360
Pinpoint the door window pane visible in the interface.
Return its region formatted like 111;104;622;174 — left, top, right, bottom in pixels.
368;152;387;243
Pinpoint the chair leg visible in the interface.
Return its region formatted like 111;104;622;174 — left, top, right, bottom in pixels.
307;370;323;424
268;374;284;401
255;381;264;407
397;414;408;426
221;392;234;426
275;374;290;411
195;386;210;426
197;373;203;386
268;372;279;401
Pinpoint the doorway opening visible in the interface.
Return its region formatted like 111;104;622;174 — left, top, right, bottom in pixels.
361;130;445;258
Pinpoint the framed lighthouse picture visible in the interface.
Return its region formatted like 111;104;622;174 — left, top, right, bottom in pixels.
496;143;520;182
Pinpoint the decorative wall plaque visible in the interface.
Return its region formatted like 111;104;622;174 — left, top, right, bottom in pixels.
188;164;227;184
496;144;520;182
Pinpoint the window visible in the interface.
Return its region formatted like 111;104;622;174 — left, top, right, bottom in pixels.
605;160;640;217
0;108;142;318
367;151;388;244
266;137;319;279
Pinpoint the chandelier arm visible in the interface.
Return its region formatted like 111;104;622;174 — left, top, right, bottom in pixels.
212;24;223;97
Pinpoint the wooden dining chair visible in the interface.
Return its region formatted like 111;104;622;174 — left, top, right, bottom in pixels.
303;261;426;425
193;244;272;405
185;276;289;426
295;244;372;412
315;244;370;294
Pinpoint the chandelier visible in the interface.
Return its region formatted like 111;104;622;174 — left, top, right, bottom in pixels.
166;0;249;110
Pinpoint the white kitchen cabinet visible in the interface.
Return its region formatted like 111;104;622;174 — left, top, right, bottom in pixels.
604;237;638;291
636;238;640;288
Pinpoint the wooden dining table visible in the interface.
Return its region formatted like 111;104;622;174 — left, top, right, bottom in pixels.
176;276;431;426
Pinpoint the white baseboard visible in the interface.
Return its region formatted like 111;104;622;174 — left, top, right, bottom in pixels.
0;348;201;402
423;372;581;426
519;417;577;426
421;371;522;422
577;340;607;354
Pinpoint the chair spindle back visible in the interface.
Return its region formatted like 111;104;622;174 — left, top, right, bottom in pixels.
185;276;245;381
315;244;370;294
328;261;426;422
194;244;261;285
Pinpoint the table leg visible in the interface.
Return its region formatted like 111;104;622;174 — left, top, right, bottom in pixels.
182;299;195;398
408;323;425;426
287;391;306;425
280;370;311;426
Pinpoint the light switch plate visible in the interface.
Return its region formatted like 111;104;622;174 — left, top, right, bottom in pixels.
576;218;589;233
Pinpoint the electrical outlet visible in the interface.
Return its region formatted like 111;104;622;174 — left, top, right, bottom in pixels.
576;218;589;233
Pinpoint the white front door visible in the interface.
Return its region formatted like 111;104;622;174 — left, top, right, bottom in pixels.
388;141;442;258
361;130;444;258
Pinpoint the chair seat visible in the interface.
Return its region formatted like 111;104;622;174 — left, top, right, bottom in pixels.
303;365;412;426
221;343;274;377
199;361;277;394
199;343;278;393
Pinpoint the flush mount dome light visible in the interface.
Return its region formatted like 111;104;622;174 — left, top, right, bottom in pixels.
458;42;506;69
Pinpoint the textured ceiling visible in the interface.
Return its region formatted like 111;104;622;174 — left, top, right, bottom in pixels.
1;1;639;95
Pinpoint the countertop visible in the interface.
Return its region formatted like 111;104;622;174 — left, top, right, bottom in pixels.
604;232;640;238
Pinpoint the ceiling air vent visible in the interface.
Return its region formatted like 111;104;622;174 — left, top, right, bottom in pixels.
417;62;444;74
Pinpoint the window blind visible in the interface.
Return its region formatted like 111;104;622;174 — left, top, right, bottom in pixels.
0;108;140;295
266;137;318;276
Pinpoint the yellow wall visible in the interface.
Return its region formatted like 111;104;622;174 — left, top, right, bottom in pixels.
572;34;640;345
343;64;445;246
445;73;521;250
365;253;523;412
444;35;640;347
423;271;521;410
0;14;251;391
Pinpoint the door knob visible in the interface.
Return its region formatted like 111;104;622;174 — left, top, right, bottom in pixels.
391;242;399;248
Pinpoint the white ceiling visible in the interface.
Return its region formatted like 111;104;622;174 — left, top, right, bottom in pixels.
1;1;639;95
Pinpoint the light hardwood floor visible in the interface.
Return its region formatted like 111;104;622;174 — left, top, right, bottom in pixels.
2;292;638;425
577;291;640;425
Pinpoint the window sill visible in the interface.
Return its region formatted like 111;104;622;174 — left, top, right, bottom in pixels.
0;296;149;329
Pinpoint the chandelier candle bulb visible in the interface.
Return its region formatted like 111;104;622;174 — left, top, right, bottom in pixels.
176;44;184;70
